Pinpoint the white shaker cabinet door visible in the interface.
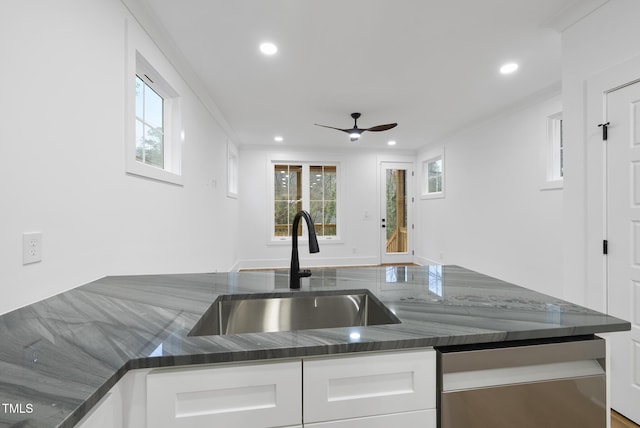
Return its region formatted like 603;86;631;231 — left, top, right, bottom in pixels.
146;360;301;428
303;349;436;424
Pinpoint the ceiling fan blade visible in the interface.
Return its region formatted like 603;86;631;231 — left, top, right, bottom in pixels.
365;123;398;132
314;123;351;133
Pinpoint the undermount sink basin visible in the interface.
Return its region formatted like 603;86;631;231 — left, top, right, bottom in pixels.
188;289;400;336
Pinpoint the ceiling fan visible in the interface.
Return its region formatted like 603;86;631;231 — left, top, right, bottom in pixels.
315;112;397;142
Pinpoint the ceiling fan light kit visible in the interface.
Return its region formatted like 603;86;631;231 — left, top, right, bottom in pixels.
315;112;397;142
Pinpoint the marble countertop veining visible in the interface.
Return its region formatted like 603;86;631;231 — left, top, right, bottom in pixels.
0;265;630;427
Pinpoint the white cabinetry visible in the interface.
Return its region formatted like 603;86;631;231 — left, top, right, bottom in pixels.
73;349;436;428
75;368;151;428
146;360;301;428
75;391;122;428
303;349;436;427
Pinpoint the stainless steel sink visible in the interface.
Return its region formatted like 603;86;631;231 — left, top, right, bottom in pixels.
189;289;400;336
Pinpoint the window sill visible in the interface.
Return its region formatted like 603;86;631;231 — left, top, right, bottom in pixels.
421;192;445;200
540;179;563;191
126;159;184;186
268;237;344;246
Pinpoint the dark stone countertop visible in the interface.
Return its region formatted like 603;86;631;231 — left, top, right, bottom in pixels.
0;265;630;427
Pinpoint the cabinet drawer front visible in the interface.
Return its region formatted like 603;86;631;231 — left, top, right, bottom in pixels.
146;361;301;428
303;349;435;423
304;409;436;428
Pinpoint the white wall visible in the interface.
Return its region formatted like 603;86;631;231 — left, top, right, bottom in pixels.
237;146;414;269
0;0;238;315
561;0;640;308
415;94;564;297
6;0;637;316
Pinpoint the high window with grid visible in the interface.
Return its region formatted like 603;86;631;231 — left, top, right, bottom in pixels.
273;163;338;239
126;47;183;185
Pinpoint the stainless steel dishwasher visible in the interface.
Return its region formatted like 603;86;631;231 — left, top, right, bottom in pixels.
437;336;606;428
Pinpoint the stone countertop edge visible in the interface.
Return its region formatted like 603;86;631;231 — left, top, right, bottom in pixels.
0;265;630;428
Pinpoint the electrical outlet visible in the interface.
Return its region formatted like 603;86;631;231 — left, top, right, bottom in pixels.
22;232;42;264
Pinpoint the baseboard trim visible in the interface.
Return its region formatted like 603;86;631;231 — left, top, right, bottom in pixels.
236;256;380;271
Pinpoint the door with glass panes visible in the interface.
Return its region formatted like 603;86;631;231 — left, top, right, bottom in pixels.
380;162;413;264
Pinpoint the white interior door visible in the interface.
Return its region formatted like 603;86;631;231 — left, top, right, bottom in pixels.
606;80;640;424
380;162;413;265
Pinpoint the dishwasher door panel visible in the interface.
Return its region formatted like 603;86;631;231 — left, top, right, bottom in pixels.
440;375;605;428
438;337;607;428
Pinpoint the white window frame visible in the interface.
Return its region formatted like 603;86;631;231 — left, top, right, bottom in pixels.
125;19;184;185
541;112;564;190
269;160;341;244
420;147;445;199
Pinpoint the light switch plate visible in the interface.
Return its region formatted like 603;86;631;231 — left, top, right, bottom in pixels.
23;232;42;264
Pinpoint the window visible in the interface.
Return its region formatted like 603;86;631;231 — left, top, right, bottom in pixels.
227;140;239;198
126;45;183;185
274;164;302;237
543;112;563;189
310;165;337;236
273;163;338;239
548;113;564;180
135;75;164;168
426;158;442;193
421;153;444;199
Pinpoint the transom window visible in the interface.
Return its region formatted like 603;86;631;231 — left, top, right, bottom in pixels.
273;163;338;239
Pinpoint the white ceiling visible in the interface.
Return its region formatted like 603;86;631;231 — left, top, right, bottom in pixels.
131;0;576;151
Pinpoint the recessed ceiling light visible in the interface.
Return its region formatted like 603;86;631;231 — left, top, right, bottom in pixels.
260;42;278;55
500;62;519;74
387;140;397;146
274;135;283;142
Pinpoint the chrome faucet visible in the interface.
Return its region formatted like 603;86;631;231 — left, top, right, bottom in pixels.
290;210;320;289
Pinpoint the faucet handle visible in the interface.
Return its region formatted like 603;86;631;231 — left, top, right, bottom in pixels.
299;269;312;278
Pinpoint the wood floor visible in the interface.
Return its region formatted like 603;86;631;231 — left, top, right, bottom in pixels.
612;410;640;428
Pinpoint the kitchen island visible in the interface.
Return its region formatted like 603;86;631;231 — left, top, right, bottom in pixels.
0;265;630;427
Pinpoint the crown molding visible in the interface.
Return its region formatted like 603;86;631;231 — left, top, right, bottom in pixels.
542;0;610;32
120;0;240;143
